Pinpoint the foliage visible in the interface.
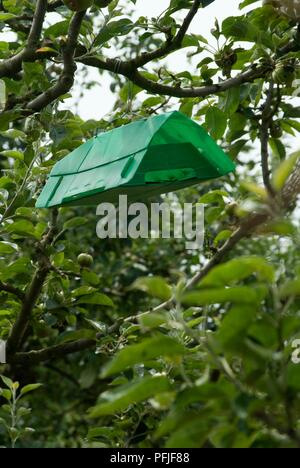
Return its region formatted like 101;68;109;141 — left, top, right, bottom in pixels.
0;0;300;448
0;375;42;447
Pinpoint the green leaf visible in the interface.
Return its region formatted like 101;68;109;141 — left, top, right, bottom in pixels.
0;12;16;21
6;220;36;238
0;241;18;254
0;375;14;390
20;384;43;397
219;87;240;116
216;305;256;348
199;257;275;287
205;106;227;140
269;138;286;161
279;279;300;299
72;286;97;297
76;292;114;307
56;329;96;344
182;286;268;306
131;276;172;301
0;388;11;401
89;376;171;417
101;335;185;377
63;217;88;230
94;18;134;46
273;151;300;191
0;150;23;161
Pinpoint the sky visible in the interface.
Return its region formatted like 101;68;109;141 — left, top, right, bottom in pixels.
72;0;244;120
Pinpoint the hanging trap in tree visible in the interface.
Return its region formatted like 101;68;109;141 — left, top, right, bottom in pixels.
36;111;235;208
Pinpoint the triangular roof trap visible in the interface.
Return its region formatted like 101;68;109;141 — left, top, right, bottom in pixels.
36;111;235;208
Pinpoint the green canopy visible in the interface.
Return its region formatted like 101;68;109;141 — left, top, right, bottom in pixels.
36;111;235;208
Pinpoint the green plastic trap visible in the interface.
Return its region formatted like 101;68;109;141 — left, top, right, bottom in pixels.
36;111;235;208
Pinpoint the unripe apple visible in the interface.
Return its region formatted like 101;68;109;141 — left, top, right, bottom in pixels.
270;121;283;139
63;0;94;12
77;253;94;268
272;62;296;86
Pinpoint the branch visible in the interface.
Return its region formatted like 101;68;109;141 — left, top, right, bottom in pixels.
186;213;269;288
7;209;59;354
0;282;25;301
26;10;86;112
282;158;300;208
0;0;47;78
9;339;96;365
260;81;276;197
79;54;268;99
129;0;202;68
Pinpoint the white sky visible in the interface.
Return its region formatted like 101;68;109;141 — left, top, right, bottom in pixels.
73;0;243;120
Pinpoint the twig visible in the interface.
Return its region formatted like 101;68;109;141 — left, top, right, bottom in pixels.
7;210;59;354
26;10;86;112
9;339;96;365
0;282;25;301
129;0;202;68
0;0;47;78
260;81;276;197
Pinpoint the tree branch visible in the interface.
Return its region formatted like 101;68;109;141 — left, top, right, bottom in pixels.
260;81;276;197
6;209;59;354
0;282;25;301
9;339;96;365
282;159;300;208
129;0;202;68
0;0;48;78
79;54;268;99
26;10;86;112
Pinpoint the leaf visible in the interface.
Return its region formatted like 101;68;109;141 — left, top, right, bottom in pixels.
76;292;114;307
241;181;268;200
279;280;300;299
94;18;134;46
63;217;88;230
199;189;228;205
269;138;286;161
89;376;171;417
273;151;300;191
20;384;43;397
0;389;11;401
0;150;23;161
6;220;36;238
131;276;172;301
219;87;240;116
72;286;97;297
0;375;14;390
0;13;16;21
199;257;275;287
239;0;260;9
166;416;209;448
216;305;256;348
56;329;96;344
44;20;70;38
214;230;232;247
205;106;227;140
182;286;268;306
101;334;185;377
0;241;18;254
87;426;114;441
